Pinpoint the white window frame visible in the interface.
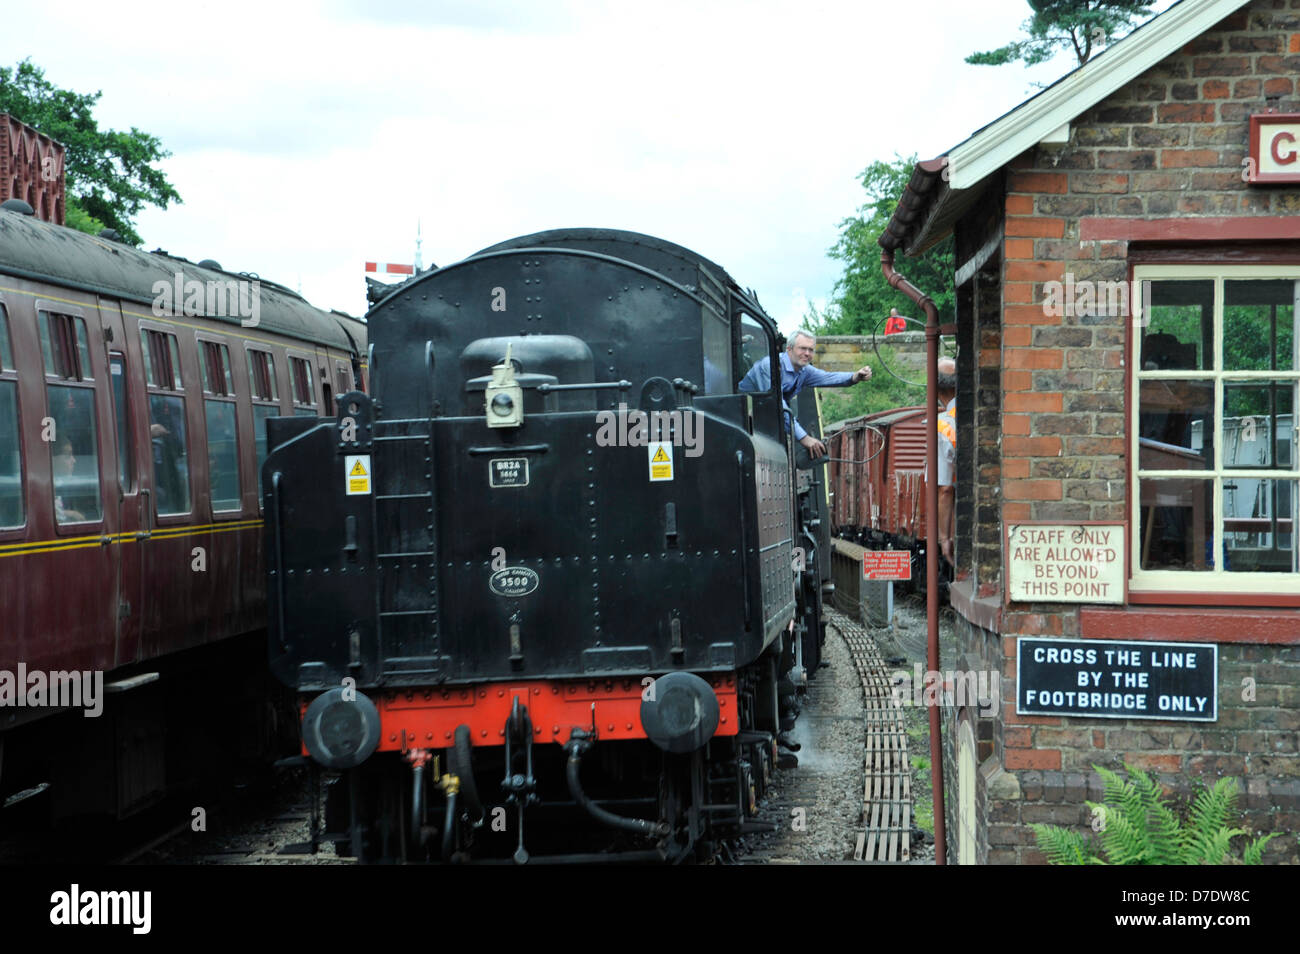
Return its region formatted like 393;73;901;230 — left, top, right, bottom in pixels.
1130;264;1300;595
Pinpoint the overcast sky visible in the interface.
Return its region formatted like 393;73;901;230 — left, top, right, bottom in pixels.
4;0;1174;332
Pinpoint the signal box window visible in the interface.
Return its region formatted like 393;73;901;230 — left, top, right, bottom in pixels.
0;305;22;527
289;356;315;416
1132;268;1298;595
201;339;240;512
43;312;101;525
141;328;190;516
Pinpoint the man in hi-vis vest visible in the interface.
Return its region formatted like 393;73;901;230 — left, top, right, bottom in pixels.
936;357;957;564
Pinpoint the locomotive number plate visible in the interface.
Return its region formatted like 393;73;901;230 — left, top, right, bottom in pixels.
489;457;529;488
490;567;539;597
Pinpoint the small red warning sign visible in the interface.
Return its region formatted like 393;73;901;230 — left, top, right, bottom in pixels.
862;550;911;581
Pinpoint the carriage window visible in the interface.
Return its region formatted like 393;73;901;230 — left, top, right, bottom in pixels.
205;399;240;512
40;312;92;380
0;380;20;527
289;356;314;415
247;349;278;401
199;339;239;511
0;304;13;370
48;385;102;525
0;305;22;527
201;340;234;396
702;307;732;395
142;328;189;515
248;348;280;499
149;394;190;516
320;366;335;416
110;354;133;493
141;328;182;389
336;363;352;395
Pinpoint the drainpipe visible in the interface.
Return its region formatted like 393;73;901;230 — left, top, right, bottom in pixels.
880;246;947;866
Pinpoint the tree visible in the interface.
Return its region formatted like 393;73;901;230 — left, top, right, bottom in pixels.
815;155;955;338
0;59;180;244
966;0;1153;69
811;154;956;421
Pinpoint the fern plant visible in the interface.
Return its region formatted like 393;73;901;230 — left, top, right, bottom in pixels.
1030;764;1280;865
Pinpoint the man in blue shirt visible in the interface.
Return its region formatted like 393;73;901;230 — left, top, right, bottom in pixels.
738;330;872;458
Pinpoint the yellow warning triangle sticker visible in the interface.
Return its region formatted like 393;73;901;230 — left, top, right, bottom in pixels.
349;459;368;477
651;445;671;463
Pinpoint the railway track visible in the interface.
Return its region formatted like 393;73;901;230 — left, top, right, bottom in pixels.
732;609;916;864
830;609;914;862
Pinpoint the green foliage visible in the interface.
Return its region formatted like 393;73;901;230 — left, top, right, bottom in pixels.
1034;824;1094;864
1031;764;1281;864
967;0;1153;69
0;59;180;244
814;156;955;338
1144;299;1294;418
901;718;934;834
63;196;105;235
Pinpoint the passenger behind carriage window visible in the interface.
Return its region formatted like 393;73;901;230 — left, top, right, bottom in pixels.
142;328;191;516
149;395;190;516
42;312;103;525
52;435;100;524
737;329;872;458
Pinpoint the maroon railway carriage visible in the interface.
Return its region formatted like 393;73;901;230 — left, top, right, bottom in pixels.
826;405;930;550
0;204;365;817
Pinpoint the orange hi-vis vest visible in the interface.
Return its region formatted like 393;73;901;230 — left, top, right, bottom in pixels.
937;399;956;449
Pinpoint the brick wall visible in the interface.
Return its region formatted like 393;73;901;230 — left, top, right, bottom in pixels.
812;333;929;374
961;616;1300;863
1;114;65;224
999;0;1300;573
958;0;1300;864
961;264;1004;592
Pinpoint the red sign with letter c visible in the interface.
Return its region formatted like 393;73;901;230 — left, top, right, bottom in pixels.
1271;130;1297;166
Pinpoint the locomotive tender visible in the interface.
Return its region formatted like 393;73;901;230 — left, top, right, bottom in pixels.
265;229;831;862
0;201;365;818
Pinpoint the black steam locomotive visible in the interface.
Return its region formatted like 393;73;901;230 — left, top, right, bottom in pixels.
263;229;832;862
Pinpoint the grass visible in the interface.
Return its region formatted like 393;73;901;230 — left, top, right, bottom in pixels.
903;702;934;836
